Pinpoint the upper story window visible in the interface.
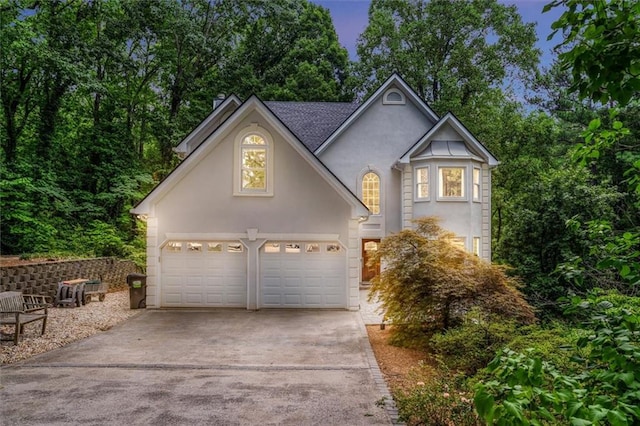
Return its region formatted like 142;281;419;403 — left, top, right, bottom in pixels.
362;172;380;214
234;124;273;196
415;167;429;200
241;134;266;190
382;88;406;105
473;167;481;201
439;167;465;199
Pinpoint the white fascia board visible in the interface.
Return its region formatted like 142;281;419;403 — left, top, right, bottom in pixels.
257;101;371;219
173;95;241;154
132;96;370;219
398;113;499;167
314;73;439;155
131;97;257;215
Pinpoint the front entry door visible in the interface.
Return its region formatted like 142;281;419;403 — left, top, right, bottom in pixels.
361;239;381;282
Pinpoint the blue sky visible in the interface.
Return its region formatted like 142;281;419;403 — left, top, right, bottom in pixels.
312;0;565;66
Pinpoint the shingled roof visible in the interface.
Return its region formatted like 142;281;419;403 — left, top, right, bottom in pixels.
264;101;359;152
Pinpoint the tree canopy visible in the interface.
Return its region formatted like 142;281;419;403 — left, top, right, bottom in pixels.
352;0;540;117
0;0;350;256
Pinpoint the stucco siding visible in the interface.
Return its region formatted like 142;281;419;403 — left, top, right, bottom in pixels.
154;116;352;242
319;95;434;235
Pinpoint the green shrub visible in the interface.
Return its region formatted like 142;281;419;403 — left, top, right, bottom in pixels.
589;288;640;315
396;372;480;426
430;309;519;375
474;295;640;425
505;323;582;372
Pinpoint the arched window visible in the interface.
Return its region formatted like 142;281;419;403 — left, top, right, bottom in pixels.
383;88;406;105
234;124;273;196
241;134;267;190
362;172;380;214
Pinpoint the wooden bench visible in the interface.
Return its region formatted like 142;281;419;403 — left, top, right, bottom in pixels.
0;291;50;345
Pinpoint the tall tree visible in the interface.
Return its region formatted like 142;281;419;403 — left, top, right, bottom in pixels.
151;0;239;166
544;0;640;290
353;0;540;116
546;0;640;106
220;0;350;102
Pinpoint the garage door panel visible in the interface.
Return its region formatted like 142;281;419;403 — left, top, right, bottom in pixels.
204;292;224;305
163;292;182;304
162;241;247;308
260;241;347;308
284;294;302;306
305;295;322;305
185;292;203;304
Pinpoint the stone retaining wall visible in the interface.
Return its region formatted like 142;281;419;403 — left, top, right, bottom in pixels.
0;258;139;299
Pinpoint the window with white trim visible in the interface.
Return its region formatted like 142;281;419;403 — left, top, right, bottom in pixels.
473;237;481;256
241;134;266;190
306;243;320;253
415;167;429;200
187;242;202;252
473;168;481;201
439;167;465;198
264;243;280;253
234;125;273;196
383;88;406;105
362;172;380;214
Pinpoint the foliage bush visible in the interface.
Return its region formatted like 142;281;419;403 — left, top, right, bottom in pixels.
395;371;480;426
503;323;581;373
369;217;535;346
474;294;640;425
430;309;519;376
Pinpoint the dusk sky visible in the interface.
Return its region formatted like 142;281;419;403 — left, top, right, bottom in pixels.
312;0;565;66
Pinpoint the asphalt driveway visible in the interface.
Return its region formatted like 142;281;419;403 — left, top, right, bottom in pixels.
0;309;393;425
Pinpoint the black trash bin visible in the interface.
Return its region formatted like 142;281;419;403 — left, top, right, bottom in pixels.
126;273;147;309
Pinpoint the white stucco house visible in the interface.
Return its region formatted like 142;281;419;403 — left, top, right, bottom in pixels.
131;74;498;310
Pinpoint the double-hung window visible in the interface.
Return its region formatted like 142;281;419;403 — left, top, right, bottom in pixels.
415;167;429;200
473;168;481;202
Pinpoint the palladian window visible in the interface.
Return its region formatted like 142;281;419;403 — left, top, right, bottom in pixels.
362;172;380;214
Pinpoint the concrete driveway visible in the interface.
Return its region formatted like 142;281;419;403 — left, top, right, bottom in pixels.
0;309;394;425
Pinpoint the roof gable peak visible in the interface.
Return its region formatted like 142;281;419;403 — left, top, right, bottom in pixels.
399;111;499;166
314;73;439;155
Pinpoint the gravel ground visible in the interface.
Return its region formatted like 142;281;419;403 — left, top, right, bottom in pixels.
1;290;140;365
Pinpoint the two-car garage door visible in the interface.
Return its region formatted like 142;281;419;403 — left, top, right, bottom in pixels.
161;240;346;308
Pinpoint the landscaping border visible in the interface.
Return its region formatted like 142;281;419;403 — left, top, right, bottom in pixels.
0;258;139;299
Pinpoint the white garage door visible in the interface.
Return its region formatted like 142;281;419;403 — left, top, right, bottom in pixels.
161;241;247;307
260;241;347;308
